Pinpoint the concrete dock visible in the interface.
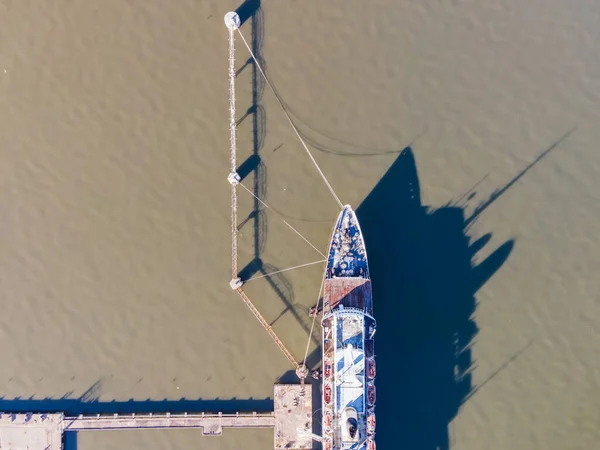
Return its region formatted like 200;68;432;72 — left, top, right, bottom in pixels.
0;413;64;450
0;384;312;450
274;384;312;450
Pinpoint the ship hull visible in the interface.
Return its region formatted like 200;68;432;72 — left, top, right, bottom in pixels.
321;206;376;450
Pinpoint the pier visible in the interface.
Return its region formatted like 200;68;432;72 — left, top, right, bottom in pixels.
0;384;312;450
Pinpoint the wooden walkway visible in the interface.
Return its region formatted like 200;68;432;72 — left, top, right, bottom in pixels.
236;288;300;371
63;412;275;435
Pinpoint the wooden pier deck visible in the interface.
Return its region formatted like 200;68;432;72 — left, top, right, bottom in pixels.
63;411;275;435
236;288;300;371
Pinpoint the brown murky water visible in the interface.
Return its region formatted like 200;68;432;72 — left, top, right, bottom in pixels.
1;0;600;449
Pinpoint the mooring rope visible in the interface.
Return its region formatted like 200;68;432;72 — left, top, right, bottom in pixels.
239;183;326;258
246;259;326;282
302;264;326;369
236;30;344;211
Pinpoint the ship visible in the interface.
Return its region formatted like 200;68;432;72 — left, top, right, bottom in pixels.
321;205;376;450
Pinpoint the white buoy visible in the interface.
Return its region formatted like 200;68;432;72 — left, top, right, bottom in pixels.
230;277;243;290
228;172;241;186
224;12;241;30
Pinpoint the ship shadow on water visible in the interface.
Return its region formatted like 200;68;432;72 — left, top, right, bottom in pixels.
0;138;568;450
357;147;514;450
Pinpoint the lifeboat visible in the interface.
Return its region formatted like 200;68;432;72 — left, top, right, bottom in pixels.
367;358;376;379
323;411;333;432
367;384;376;406
324;383;332;405
367;413;376;435
324;360;332;378
343;407;359;442
367;439;376;450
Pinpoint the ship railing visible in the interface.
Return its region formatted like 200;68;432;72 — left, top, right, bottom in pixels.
333;307;365;317
322;309;376;323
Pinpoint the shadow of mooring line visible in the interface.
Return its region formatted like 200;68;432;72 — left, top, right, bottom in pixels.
465;127;576;227
0;379;274;415
238;258;319;348
465;340;535;402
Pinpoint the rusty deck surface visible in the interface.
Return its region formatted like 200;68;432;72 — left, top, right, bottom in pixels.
274;384;312;450
323;278;372;315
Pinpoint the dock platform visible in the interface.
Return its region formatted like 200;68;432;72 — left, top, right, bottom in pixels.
274;384;312;450
0;413;64;450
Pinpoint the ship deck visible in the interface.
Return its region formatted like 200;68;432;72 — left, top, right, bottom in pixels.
321;206;375;450
321;310;368;450
323;278;372;316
